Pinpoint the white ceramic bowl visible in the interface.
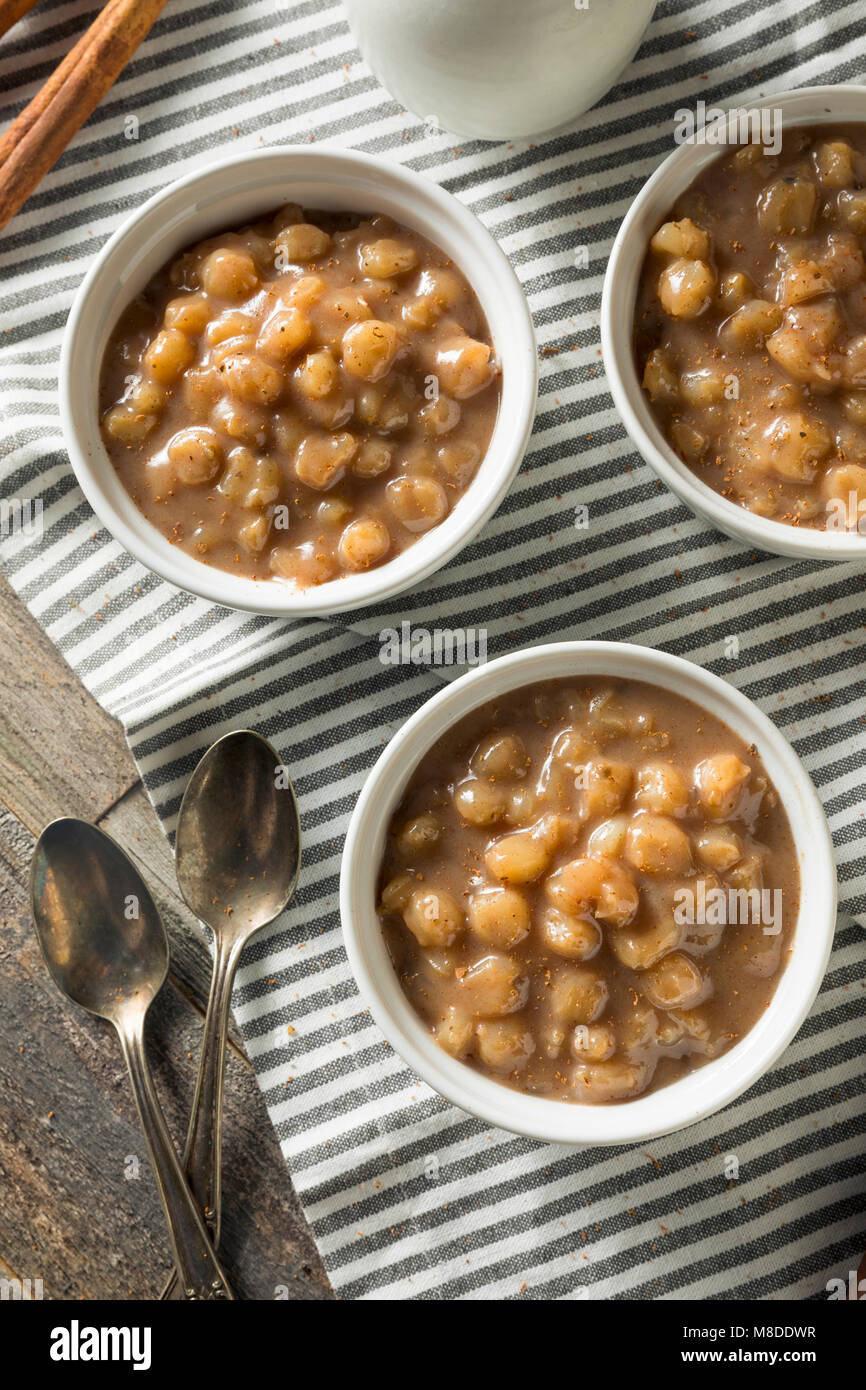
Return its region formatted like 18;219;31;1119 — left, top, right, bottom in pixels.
60;147;537;617
341;641;837;1146
601;83;866;562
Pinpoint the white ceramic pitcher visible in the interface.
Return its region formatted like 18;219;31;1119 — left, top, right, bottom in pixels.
343;0;657;142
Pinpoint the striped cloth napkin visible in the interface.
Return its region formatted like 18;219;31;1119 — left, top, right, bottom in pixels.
1;0;864;1299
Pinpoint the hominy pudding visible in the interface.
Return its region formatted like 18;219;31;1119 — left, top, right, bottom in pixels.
636;125;866;530
99;207;500;588
378;679;798;1104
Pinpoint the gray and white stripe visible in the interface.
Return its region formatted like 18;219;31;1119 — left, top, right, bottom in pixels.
1;0;864;1298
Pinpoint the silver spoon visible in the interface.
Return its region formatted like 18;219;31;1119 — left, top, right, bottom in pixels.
30;818;233;1300
163;729;301;1297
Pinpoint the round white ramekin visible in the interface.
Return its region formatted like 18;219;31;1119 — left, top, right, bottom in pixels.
60;147;537;617
602;83;866;562
340;641;837;1146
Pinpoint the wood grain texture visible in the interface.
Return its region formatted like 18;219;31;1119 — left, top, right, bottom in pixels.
0;574;135;835
0;573;334;1300
0;810;331;1299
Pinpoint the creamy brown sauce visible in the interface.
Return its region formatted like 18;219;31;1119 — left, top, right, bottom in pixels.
636;124;866;531
378;678;799;1104
100;207;501;588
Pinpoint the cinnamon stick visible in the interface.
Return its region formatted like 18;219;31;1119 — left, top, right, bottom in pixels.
0;0;40;41
0;0;128;170
0;0;170;232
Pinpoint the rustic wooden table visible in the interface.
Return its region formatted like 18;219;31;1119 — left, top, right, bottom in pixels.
0;572;334;1300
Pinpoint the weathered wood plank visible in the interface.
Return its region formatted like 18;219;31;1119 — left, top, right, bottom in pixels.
0;808;333;1300
0;573;135;834
0;576;333;1300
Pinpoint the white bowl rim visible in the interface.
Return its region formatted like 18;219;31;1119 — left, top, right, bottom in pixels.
601;82;866;563
340;640;837;1146
60;144;537;617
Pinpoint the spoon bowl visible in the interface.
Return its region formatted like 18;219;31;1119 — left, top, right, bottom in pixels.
31;818;168;1025
176;729;301;936
30;818;233;1299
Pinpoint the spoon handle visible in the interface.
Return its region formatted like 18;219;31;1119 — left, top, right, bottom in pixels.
185;932;243;1239
161;934;243;1299
119;1018;234;1300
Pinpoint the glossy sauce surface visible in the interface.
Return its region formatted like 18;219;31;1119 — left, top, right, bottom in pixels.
100;207;500;588
636;125;866;531
378;678;799;1104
